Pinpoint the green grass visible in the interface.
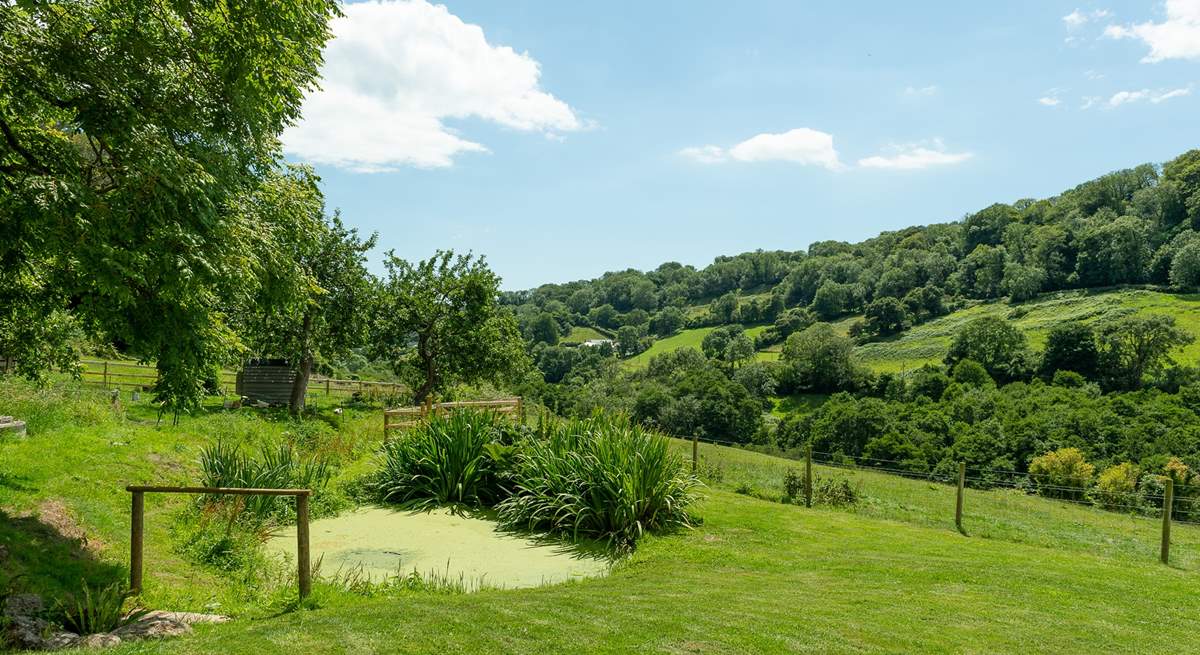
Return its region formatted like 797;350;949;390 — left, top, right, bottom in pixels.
856;288;1200;374
6;380;1200;653
562;326;611;344
624;325;770;369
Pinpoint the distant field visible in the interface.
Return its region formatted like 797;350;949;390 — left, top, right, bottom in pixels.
562;325;610;344
624;325;769;368
856;288;1200;374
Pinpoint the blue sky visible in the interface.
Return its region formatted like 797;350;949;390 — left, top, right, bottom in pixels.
283;0;1200;290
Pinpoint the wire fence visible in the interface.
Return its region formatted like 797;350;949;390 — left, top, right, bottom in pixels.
681;434;1200;561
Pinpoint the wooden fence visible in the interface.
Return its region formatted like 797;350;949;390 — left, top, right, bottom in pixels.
126;485;312;599
383;397;523;437
79;359;403;398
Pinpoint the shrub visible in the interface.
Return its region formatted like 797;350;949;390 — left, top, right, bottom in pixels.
1092;462;1140;511
497;414;697;549
199;440;336;523
782;468;804;502
1029;447;1095;500
376;410;513;510
54;580;148;635
812;475;859;506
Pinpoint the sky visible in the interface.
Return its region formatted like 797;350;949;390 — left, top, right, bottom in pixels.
282;0;1200;290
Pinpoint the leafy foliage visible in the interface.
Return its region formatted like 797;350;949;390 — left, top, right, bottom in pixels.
54;580;147;635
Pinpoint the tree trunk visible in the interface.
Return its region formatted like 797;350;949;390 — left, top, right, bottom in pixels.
289;312;314;416
413;331;436;404
289;352;312;415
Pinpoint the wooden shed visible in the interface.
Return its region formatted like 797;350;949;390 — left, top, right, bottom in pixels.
235;359;296;406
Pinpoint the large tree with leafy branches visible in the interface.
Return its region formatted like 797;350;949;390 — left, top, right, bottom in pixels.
0;0;341;415
373;251;530;404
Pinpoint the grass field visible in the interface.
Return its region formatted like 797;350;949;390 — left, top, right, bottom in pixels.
562;326;611;344
4;379;1200;653
624;325;769;369
856;288;1200;374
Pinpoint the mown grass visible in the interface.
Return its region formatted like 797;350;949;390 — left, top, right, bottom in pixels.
856;288;1200;373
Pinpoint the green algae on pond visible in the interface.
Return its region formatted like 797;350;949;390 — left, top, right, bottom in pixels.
266;506;611;589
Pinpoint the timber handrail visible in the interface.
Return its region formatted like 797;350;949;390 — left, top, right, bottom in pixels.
126;485;312;599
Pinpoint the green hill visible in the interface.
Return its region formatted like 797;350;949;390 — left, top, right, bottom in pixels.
856;288;1200;373
623;325;769;368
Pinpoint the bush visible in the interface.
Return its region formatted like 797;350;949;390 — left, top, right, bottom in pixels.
199;440;336;523
54;580;147;635
811;475;859;506
375;410;512;510
497;414;697;549
1028;447;1094;500
1092;462;1140;511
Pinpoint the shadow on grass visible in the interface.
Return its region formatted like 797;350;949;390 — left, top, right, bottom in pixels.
0;508;125;599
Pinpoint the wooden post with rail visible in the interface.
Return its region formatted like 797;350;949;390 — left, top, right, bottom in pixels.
130;490;144;593
127;486;311;599
955;461;966;532
1161;478;1174;564
692;434;698;472
103;361;109;389
804;444;813;508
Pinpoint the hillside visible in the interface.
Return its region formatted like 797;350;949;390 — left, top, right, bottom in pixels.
2;384;1198;654
615;287;1200;375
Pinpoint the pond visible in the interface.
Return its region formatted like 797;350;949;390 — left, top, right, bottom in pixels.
266;506;611;589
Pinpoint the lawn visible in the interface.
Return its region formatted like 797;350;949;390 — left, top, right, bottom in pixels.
4;380;1200;654
562;326;611;344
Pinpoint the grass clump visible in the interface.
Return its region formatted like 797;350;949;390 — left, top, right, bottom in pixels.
199;440;338;523
497;414;698;549
54;580;147;635
375;410;517;509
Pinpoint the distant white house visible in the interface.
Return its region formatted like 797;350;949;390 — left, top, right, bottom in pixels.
581;339;614;348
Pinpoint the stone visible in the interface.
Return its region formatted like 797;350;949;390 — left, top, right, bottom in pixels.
5;614;79;651
2;593;44;618
144;610;230;625
0;417;26;438
77;633;122;648
111;615;192;641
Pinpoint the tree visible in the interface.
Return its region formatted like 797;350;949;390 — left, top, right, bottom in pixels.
238;169;378;414
616;325;646;358
701;325;755;369
710;292;739;324
1170;240;1200;290
863;297;910;336
0;0;339;412
373;251;530;403
1040;322;1098;379
945;317;1031;383
650;307;686;337
529;313;560;346
1001;262;1045;303
780;324;862;392
588;304;620;329
812;281;856;319
1097;315;1194;391
1074;215;1151;286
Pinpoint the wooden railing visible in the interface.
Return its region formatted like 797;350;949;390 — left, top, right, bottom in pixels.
126;485;312;599
79;359;402;398
383;397;523;436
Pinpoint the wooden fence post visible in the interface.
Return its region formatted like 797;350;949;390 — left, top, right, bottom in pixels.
382;411;389;440
103;361;109;389
804;444;813;508
692;434;698;472
955;461;966;532
297;493;311;599
325;379;331;396
130;491;144;593
1161;478;1174;565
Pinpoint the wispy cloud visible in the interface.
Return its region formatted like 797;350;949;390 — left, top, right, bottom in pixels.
680;128;844;170
282;0;582;172
903;85;939;97
1064;7;1113;29
1106;86;1192;106
1104;0;1200;62
1038;89;1064;106
857;140;973;171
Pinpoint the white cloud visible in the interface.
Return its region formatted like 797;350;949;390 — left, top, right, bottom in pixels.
1107;86;1191;106
1084;69;1106;80
282;0;581;172
681;128;844;170
903;85;939;96
1064;8;1112;29
1038;96;1062;106
1081;95;1103;109
678;145;728;164
857;140;973;170
1104;0;1200;62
